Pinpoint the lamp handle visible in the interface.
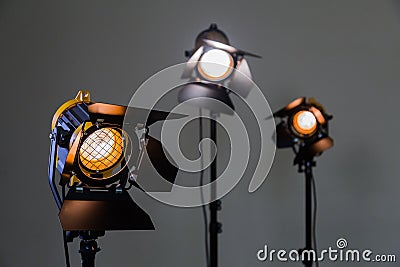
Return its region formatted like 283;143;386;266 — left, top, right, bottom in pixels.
48;127;62;210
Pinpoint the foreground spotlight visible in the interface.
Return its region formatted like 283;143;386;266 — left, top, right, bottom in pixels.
48;90;182;267
273;97;333;267
178;24;260;267
179;23;261;114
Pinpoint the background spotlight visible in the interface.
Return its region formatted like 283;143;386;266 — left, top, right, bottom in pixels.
272;97;333;267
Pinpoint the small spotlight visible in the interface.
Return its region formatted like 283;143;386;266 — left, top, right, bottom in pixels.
273;97;333;164
179;23;261;114
272;97;333;265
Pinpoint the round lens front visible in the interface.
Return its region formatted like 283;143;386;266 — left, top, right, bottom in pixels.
197;49;234;81
79;128;124;172
292;110;317;136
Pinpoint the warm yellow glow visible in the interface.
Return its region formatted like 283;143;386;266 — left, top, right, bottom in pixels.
292;110;317;136
310;106;326;125
197;49;234;81
79;128;124;172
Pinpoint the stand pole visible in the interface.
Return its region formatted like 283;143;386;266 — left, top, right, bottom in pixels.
209;114;221;267
304;160;314;267
79;231;102;267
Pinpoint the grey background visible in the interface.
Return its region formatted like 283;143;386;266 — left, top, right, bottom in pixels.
1;0;400;266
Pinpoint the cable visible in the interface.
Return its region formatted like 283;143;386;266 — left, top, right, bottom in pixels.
311;175;319;267
199;108;210;267
63;231;71;267
61;185;71;267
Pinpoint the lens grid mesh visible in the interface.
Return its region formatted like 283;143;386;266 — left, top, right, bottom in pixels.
79;128;124;172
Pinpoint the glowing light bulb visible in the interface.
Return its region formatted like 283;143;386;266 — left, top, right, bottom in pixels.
197;49;234;81
292;110;317;136
79;128;124;171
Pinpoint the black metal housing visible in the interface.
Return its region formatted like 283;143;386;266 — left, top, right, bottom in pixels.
59;188;154;231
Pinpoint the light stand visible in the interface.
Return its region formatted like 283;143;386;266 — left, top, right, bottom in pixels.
300;159;316;267
179;24;260;267
209;113;222;267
